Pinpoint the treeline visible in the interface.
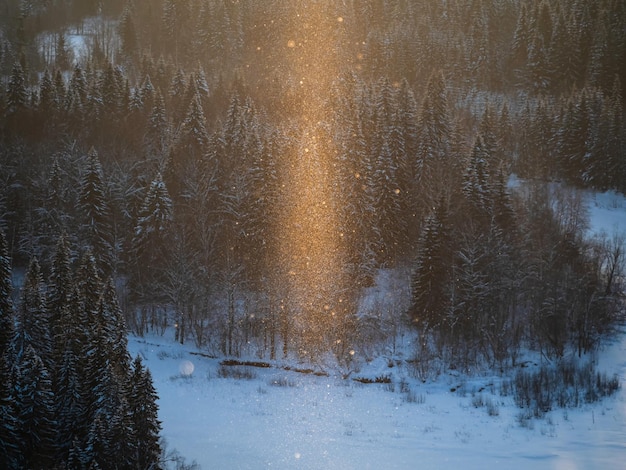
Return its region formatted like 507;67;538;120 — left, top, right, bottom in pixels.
0;0;625;365
410;171;624;373
0;229;162;469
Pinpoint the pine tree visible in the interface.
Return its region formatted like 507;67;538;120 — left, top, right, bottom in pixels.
179;85;210;152
55;322;87;464
16;257;52;369
462;135;492;223
510;3;530;81
14;345;57;470
107;398;138;469
55;31;71;70
39;68;57;116
169;67;187;122
370;140;405;264
141;74;156;114
100;62;124;118
415;71;451;197
66;64;87;115
0;228;14;368
557;90;591;185
118;5;138;61
131;172;173;296
54;69;66;108
409;198;453;330
78;148;114;276
0;228;21;468
99;278;131;382
6;61;28;114
146;89;169;157
129;355;162;470
48;233;73;368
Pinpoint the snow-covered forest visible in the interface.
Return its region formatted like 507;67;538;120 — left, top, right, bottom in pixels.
0;0;625;468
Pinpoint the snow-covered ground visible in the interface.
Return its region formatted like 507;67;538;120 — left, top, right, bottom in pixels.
129;331;626;470
129;187;626;470
586;188;626;236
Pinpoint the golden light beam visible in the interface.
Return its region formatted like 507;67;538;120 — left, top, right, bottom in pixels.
278;4;350;359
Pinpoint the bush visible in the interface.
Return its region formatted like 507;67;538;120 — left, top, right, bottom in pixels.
269;376;297;387
510;361;620;419
217;365;257;380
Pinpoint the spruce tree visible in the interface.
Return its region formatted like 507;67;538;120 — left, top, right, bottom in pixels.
16;257;52;369
0;228;21;468
462;135;492;223
118;5;138;61
0;228;14;370
99;278;131;382
130;355;163;470
6;61;28;114
409;198;453;330
48;233;73;368
55;321;87;464
78;148;114;276
130;173;173;299
39;69;56;116
417;71;450;168
14;345;57;470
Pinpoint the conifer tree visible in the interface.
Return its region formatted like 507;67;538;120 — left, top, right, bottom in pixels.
48;233;73;367
146;89;169;157
409;197;454;335
0;228;21;468
55;32;71;70
462;135;492;223
16;257;52;368
78;148;114;276
6;61;28;114
39;68;56;116
129;355;163;470
55;320;87;464
558;90;591;184
118;5;138;61
99;278;131;382
414;70;451;206
14;345;57;470
130;172;173;297
370;140;404;264
0;228;13;370
66;64;87;114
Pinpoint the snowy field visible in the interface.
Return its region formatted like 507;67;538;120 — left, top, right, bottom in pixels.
128;332;626;470
128;187;626;470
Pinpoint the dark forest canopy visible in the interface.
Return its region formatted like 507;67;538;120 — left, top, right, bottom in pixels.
0;0;625;372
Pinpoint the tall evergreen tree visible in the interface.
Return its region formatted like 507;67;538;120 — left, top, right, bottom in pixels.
409;198;453;330
0;228;14;371
47;233;73;368
462;135;492;223
38;68;57;116
55;315;87;464
6;61;28;114
130;172;173;299
0;228;21;467
129;355;162;470
118;5;138;61
14;345;57;470
78;148;114;276
16;257;52;369
99;278;131;382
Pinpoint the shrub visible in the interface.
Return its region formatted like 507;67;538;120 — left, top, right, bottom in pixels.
217;365;257;380
269;376;297;387
510;360;620;419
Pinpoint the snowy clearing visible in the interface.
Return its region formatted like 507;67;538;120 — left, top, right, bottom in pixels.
128;330;626;470
127;186;626;469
